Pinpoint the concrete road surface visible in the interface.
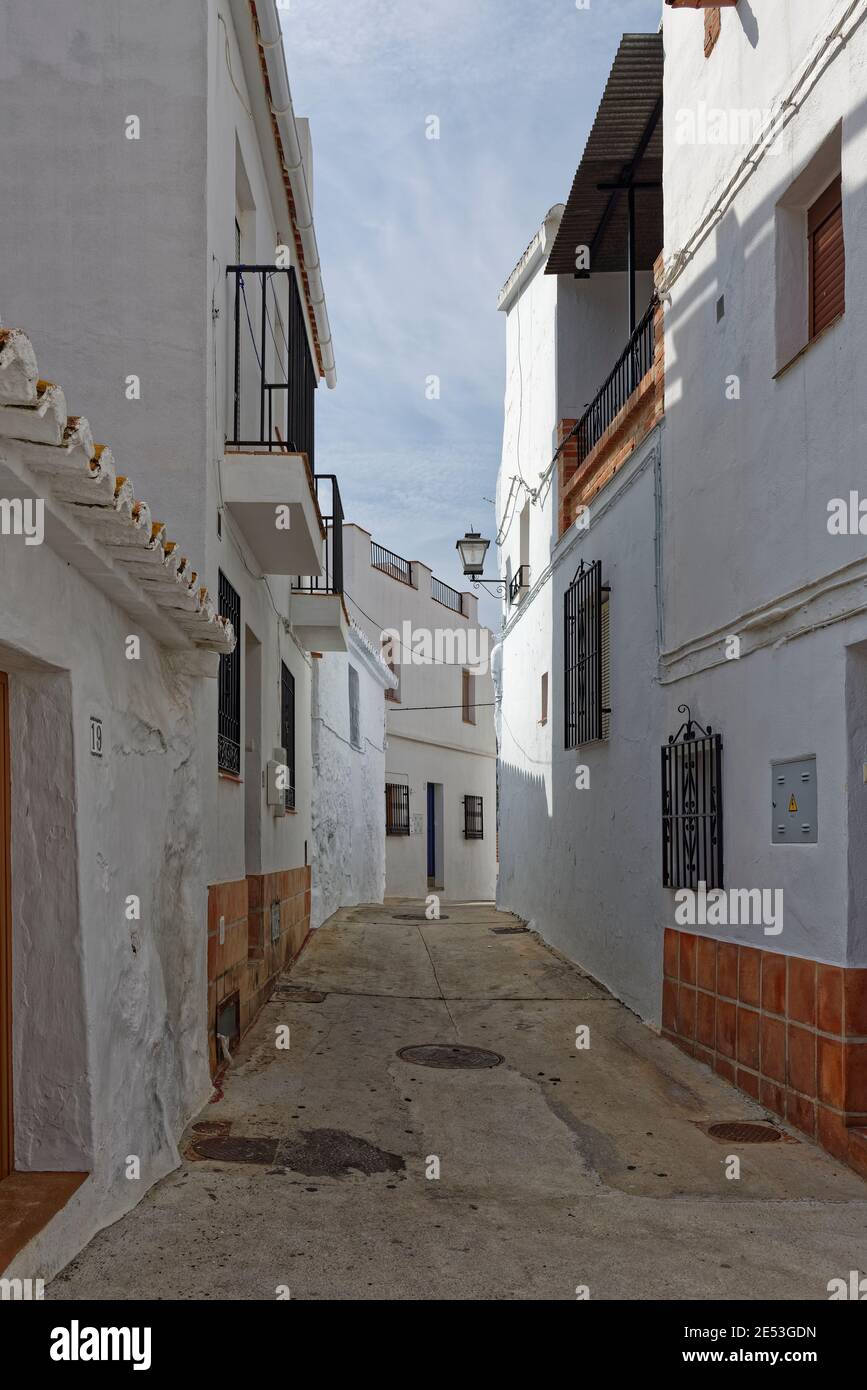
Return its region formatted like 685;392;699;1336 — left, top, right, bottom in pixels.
48;902;867;1301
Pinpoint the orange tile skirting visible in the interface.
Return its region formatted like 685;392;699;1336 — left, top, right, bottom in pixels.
206;865;311;1075
663;927;867;1180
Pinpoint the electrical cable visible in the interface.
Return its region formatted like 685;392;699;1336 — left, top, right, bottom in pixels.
342;587;489;669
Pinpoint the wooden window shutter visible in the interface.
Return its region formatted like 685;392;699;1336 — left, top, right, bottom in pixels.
809;175;844;340
462;669;475;724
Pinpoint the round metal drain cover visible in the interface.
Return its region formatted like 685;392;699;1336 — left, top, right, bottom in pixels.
397;1043;503;1069
191;1120;231;1137
273;986;326;1004
707;1122;783;1144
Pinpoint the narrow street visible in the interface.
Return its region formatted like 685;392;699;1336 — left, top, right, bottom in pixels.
50;903;867;1302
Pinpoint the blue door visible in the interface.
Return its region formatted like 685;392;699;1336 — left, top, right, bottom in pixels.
427;783;436;879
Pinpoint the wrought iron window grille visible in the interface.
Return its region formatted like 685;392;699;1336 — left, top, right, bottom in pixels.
661;704;724;891
217;571;241;775
281;661;296;811
386;783;411;836
463;795;484;840
564;558;610;748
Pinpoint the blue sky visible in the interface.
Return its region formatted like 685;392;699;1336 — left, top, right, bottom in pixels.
283;0;662;627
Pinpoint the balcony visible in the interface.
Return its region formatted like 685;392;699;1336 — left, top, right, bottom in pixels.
371;541;413;586
290;474;348;652
559;293;664;536
221;264;323;576
431;576;465;615
226;265;314;459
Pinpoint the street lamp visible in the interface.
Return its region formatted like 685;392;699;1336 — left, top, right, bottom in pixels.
455;529;506;599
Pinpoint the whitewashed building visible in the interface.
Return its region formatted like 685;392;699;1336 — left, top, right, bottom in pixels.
0;325;234;1280
496;3;867;1178
495;33;665;1021
0;0;360;1275
657;0;867;1175
310;625;397;930
342;525;498;903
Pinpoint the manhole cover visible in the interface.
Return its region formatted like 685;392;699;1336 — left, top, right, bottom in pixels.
191;1120;231;1137
491;926;528;935
192;1136;278;1165
272;986;326;1003
392;912;450;921
397;1044;503;1069
706;1122;783;1144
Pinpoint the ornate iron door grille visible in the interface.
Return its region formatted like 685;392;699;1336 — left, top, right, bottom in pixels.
463;795;484;840
281;661;296;811
386;784;410;836
564;559;609;747
661;705;723;890
217;571;241;775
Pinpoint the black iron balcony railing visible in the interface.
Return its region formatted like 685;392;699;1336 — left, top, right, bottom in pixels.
431;576;464;614
292;473;344;596
371;541;413;586
226;264;315;462
508;564;530;606
576;295;657;466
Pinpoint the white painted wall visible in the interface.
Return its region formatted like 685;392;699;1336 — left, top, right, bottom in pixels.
0;443;212;1280
0;0;342;1278
660;0;867;969
310;626;395;928
0;0;324;897
497;2;867;1043
495;204;665;1021
342;525;498;902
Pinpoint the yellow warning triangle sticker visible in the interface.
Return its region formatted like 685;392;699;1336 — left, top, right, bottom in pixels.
788;794;798;813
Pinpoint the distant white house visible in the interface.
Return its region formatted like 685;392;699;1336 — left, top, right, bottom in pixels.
311;623;397;929
342;524;498;903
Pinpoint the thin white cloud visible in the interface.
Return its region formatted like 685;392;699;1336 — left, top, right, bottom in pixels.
283;0;664;625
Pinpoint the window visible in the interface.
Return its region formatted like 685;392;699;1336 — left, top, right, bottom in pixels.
463;795;484;840
348;665;361;749
540;672;548;726
462;669;476;725
385;783;410;836
661;711;723;889
217;571;241;774
281;661;295;810
809;175;844;341
564;560;610;747
775;129;843;371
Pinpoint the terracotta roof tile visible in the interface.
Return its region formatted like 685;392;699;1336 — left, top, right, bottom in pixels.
0;327;235;654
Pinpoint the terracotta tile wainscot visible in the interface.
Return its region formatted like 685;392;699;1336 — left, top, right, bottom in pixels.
663;928;867;1180
207;866;311;1074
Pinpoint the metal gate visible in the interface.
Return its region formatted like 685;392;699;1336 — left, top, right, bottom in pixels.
661;705;723;890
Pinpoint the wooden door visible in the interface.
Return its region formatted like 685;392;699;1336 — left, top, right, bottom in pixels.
0;672;11;1180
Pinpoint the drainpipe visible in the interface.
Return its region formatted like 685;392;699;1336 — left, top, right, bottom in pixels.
255;0;337;388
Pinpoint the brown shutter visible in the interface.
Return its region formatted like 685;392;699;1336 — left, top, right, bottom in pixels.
809;175;845;340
